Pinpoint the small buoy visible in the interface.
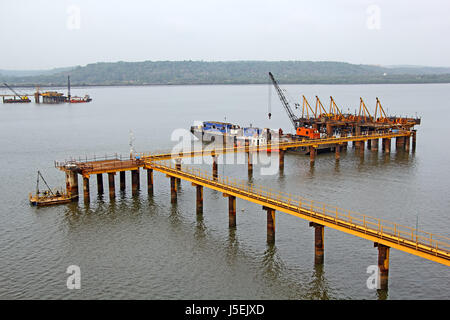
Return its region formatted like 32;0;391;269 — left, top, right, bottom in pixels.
268;112;272;119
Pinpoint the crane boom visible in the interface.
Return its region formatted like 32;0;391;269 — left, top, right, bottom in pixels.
3;83;23;98
268;72;298;129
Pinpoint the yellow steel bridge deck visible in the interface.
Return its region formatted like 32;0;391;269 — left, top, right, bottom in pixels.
146;160;450;266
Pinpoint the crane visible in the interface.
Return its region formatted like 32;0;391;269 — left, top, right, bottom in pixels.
3;83;30;102
268;72;298;129
268;72;320;139
36;171;55;197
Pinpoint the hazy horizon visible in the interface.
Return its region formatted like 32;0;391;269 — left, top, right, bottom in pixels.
1;0;450;70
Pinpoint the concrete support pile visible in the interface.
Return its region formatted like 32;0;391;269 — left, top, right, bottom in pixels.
310;222;325;264
97;174;103;194
65;171;79;200
147;169;153;194
279;149;285;171
383;138;391;153
309;146;316;165
359;140;365;155
175;159;181;185
212;154;218;180
120;171;126;191
263;206;276;244
246;140;253;176
227;195;236;228
83;176;89;202
108;172;115;199
170;176;177;203
195;184;203;214
396;136;405;151
375;243;390;290
371;139;378;151
335;145;340;161
405;135;410;152
131;169;139;194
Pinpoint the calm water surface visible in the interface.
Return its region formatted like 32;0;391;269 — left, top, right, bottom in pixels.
0;83;449;299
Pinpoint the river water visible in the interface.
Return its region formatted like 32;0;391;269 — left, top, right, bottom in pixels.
0;83;448;299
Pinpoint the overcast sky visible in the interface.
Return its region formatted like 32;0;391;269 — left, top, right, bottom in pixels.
1;0;449;70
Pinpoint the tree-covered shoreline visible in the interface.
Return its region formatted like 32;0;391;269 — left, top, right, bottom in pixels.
2;60;450;86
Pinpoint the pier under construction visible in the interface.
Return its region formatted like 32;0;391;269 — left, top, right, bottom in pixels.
45;128;449;291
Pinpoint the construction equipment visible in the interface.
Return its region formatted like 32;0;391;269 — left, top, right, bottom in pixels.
29;171;72;206
329;96;345;121
296;127;320;139
301;95;316;119
65;75;92;103
268;72;298;129
2;83;31;103
269;73;321;139
315;96;333;119
358;97;373;123
267;72;421;145
67;75;71;101
374;97;391;123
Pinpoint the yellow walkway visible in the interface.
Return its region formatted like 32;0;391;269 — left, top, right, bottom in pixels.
146;159;450;266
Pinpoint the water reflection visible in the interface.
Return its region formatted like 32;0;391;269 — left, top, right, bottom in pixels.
308;163;315;177
169;203;182;227
131;192;141;212
306;263;331;300
369;150;379;166
119;189;127;201
394;149;410;164
359;152;365;166
261;243;285;281
225;228;239;265
147;194;156;209
382;153;391;165
96;192;105;203
194;210;207;240
376;288;388;300
64;202;82;218
334;160;340;174
277;168;286;188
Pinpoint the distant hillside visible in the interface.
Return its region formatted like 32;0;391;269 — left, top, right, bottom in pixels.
0;66;75;77
1;60;450;86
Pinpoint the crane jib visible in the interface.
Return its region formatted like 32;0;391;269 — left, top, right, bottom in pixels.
268;72;298;129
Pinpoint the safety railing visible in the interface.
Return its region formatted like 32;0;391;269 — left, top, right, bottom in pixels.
148;159;450;258
76;158;144;174
55;153;124;169
137;130;412;161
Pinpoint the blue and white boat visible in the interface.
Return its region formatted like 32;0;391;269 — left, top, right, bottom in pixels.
190;121;274;145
